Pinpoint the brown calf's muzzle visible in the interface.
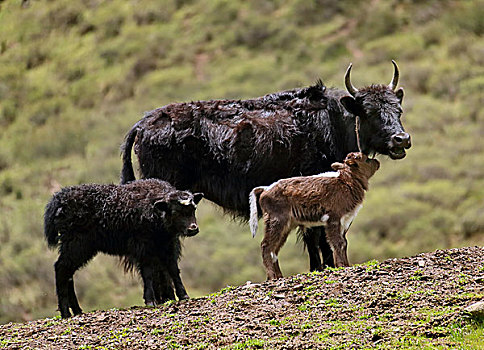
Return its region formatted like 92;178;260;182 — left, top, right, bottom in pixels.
367;158;380;172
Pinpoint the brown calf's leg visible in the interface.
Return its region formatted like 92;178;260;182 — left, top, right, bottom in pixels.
261;216;290;279
324;218;350;267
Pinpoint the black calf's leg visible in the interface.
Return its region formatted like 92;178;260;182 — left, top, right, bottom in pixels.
303;228;323;271
166;260;189;300
153;264;175;304
54;258;74;319
67;278;83;315
55;245;95;318
160;269;176;302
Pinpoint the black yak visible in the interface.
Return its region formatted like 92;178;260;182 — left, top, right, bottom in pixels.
44;179;203;318
249;152;380;279
121;61;410;270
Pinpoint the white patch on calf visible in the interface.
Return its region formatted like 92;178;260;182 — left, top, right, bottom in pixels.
340;204;362;235
270;252;278;263
311;171;340;178
295;214;329;229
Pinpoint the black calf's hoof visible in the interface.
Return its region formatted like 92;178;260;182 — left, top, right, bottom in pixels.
145;301;156;307
179;295;189;301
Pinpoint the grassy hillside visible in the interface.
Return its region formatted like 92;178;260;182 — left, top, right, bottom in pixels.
0;0;483;323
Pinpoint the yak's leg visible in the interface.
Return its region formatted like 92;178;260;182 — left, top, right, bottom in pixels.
318;227;335;268
261;216;290;280
54;245;95;318
325;219;350;267
303;228;323;271
140;262;157;306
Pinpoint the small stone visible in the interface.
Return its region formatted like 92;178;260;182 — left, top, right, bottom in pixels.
272;293;285;299
464;301;484;318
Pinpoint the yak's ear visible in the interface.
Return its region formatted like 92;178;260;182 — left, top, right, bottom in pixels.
154;200;171;213
340;96;364;117
331;162;345;170
395;87;404;104
193;193;204;205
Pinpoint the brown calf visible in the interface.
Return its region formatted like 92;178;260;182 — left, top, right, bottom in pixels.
249;152;380;279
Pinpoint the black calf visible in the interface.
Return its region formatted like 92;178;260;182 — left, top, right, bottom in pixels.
44;179;203;318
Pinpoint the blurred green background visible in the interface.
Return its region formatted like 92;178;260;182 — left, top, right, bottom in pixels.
0;0;482;323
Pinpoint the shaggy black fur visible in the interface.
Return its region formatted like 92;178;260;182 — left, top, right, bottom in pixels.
121;68;410;271
44;179;203;318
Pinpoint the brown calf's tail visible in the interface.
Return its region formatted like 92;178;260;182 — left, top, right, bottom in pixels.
249;187;266;238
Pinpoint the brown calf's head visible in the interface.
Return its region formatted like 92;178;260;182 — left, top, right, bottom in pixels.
344;152;380;179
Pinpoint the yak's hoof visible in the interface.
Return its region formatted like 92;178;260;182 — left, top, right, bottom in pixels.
145;301;156;307
178;295;189;301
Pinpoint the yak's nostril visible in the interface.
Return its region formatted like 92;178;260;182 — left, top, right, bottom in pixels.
188;223;198;231
392;132;411;147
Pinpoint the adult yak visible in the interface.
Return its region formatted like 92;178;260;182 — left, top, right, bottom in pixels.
121;61;411;271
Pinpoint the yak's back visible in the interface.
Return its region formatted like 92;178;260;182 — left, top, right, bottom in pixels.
134;83;332;169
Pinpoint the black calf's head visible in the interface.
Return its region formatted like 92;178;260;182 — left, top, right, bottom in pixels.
340;61;411;160
155;191;204;237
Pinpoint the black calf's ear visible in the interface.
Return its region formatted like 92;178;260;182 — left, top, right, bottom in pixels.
395;87;404;104
154;200;171;213
193;193;204;205
340;96;364;117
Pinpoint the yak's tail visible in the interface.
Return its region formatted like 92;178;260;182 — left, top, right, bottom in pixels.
249;187;266;238
120;123;138;184
44;197;60;248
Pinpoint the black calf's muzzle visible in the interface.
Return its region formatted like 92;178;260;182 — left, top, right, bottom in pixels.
185;223;199;236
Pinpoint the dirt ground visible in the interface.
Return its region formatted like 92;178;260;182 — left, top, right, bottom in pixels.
1;246;483;349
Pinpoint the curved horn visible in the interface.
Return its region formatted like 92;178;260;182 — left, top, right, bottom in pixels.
388;60;399;91
344;63;358;97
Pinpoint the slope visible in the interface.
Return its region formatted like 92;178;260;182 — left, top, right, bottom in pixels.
1;247;483;349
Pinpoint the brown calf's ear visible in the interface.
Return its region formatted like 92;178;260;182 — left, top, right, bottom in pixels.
396;87;404;104
331;162;345;170
193;193;204;205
